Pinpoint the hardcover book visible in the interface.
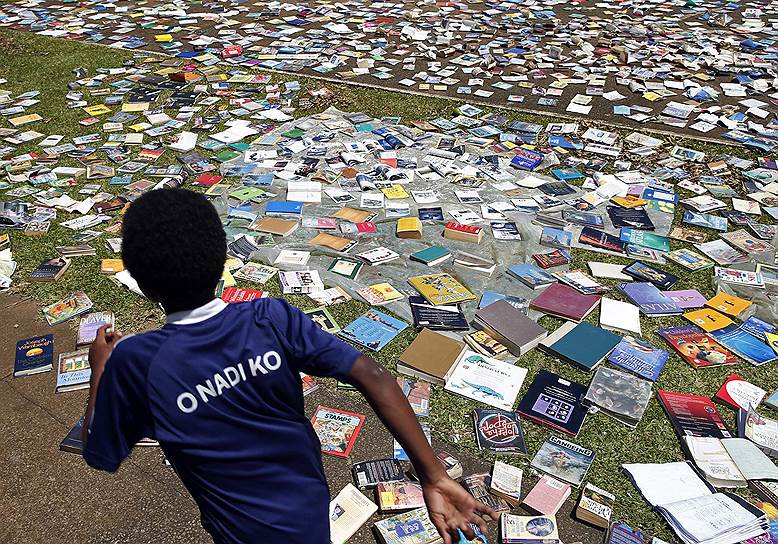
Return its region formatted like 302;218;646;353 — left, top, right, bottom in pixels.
530;435;595;486
658;326;738;368
517;370;588;437
618;282;681;316
397;328;467;385
623;261;678;289
473;300;548;355
409;246;451;267
579;226;627;254
541;321;621;371
529;283;601;322
14;334;54;377
311;406;365;458
473;409;528;455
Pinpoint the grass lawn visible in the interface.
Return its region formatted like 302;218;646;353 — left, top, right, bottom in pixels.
2;28;776;541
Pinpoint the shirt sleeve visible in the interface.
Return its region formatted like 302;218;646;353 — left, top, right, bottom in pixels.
82;340;153;472
260;298;362;380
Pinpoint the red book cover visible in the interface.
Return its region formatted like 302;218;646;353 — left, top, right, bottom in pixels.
445;221;482;235
713;373;766;410
311;406;365;458
529;283;601;322
221;287;268;303
356;222;377;233
657;390;732;439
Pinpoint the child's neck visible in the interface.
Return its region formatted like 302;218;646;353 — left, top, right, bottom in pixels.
163;294;217;315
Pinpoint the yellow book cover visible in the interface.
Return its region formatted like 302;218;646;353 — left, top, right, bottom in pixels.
381;184;410;200
683;308;734;332
610;195;646;208
407;273;476;306
357;283;404;305
100;259;125;274
706;292;752;317
82;104;112;116
332;207;372;223
764;332;778;354
397;217;422;239
221;269;236;288
122;102;150;113
155;33;173;42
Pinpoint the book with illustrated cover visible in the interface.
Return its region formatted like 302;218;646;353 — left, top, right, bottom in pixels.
339;309;408;352
517;370;588;437
658;326;738;368
532;249;572;269
584;366;653;427
375;481;425;512
553;270;609;295
14;334;54;377
300;373;320;396
618;283;681;317
576;483;615;529
221;287;269;303
279;270;324;294
76;311;115;346
710;324;778;366
683;308;734;332
444;351;527;411
540;226;572;248
42;291;93;325
530;435;595;486
462;473;510;513
665;249;713;272
507;263;556;289
500;515;560;544
234;262;278;284
706;292;751;317
310;406;365;458
473;409;528;455
579;226;627;254
373;507;443;544
607;336;668;381
620;228;670;252
303;307;340;334
398;378;430;417
356;283;405;306
464;330;508;358
55;349;91;393
623;261;678;289
407;273;476;306
394;423;430;461
664;289;707;309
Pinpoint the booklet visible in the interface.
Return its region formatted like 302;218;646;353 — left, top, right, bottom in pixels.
444;350;527;411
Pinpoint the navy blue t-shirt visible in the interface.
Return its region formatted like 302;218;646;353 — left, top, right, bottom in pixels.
83;298;362;544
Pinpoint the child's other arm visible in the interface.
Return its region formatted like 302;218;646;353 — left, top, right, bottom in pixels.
348;355;497;544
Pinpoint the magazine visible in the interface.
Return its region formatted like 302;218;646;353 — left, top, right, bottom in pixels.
339;310;408;351
530;435;595;486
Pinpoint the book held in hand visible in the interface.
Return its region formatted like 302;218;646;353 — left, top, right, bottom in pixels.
76;311;114;346
14;334;53;377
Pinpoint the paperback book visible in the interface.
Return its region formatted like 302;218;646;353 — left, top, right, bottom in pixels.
14;334;54;377
658;326;738;368
517;370;588;437
76;311;114;346
408;296;468;331
584;366;653;427
607;336;668;381
55;349;91;393
339;310;408;352
407;273;476;306
473;409;528;455
310;406;365;458
444;351;527;411
530;435;595;486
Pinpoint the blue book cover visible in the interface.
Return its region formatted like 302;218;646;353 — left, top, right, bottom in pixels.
766;390;778;410
607;336;669;381
410;246;450;265
540;227;572;248
618;282;681;315
510;148;544;171
14;334;54;377
266;200;303;215
547;322;621;370
507;263;556;288
710;324;778;366
741;316;777;339
339;309;408;352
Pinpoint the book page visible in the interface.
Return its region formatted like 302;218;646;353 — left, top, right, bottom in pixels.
622;462;712;507
722;438;778;481
659;493;762;542
684;436;746;487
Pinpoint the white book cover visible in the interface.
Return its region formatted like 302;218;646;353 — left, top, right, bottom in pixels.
491;461;523;504
274;250;311;266
444;350;527;411
587;261;633;281
329;483;378;544
600;297;641;336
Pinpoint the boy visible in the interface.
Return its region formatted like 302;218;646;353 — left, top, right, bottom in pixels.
82;188;495;544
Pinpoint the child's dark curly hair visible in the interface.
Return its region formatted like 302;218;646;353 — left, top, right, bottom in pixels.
122;188;226;310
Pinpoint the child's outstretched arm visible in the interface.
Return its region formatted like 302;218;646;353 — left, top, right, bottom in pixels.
348;355;498;544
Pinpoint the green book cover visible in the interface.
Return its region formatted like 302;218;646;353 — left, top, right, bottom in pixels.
410;246;450;265
620;228;670;252
548;322;621;370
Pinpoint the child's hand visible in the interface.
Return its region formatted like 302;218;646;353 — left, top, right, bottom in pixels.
422;475;498;544
88;324;123;372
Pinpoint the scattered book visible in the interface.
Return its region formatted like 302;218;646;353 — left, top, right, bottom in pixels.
715;374;766;411
14;334;53;377
29;257;70;282
576;483;615;529
553;270;609;295
706;292;751;317
356;282;405;306
684;435;778;487
303;307;340;334
522;475;571;515
658;326;737;368
540;321;621;371
444;350;527;411
499;514;560;544
517;370;588;437
473;409;528;455
407;273;476;306
408;296;468;331
397;328;466;385
409;246;451;267
530;435;595;486
310;406;365;458
473;300;548;356
584;366;653;427
352;459;405;489
329;483;378;544
490;461;524;507
279;270;324;294
328;258;363;280
375;481;425;512
710;323;778;366
623;261;678;289
43;291;94;325
397;378;430;417
618;282;681;317
464;330;508;358
607;336;668;381
374;507;443;544
461;473;509;513
530;283;601;322
599;297;641;336
657;390;731;439
507;263;556;290
396;217;422;239
55;349;91;393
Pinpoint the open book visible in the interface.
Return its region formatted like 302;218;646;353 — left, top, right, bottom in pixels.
623;461;768;544
683;436;778;488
